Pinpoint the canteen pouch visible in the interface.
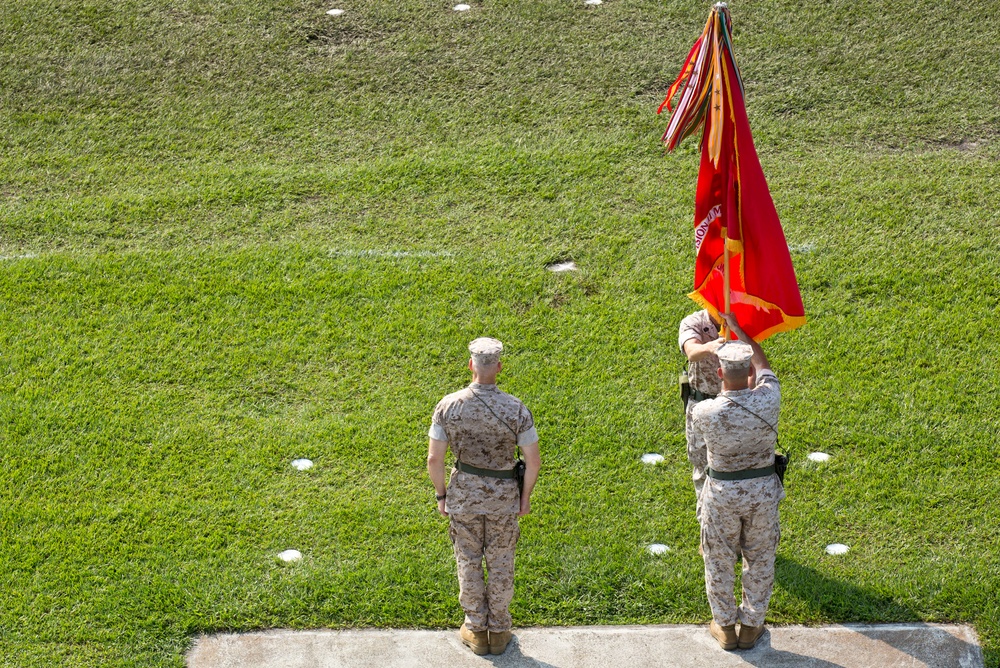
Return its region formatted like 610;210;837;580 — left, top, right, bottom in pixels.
513;459;526;493
679;368;691;408
774;452;789;485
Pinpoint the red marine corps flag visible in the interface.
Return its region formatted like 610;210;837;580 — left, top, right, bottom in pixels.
659;3;805;341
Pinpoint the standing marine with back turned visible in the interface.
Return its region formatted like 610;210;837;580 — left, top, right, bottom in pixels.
690;312;784;651
427;338;541;656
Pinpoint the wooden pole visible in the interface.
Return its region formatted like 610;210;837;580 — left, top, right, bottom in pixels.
722;226;731;338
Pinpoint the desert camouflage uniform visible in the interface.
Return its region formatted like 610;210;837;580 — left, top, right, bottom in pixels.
430;382;537;633
690;368;783;628
678;310;723;504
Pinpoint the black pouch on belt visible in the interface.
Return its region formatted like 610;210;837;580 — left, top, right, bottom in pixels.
679;367;691;408
513;458;526;493
774;452;789;485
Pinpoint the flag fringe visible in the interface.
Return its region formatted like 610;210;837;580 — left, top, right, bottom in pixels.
687;290;806;343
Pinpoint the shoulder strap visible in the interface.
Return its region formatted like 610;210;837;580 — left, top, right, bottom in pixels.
723;396;777;435
469;388;521;457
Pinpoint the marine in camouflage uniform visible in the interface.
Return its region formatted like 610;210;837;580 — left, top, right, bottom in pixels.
427;338;540;655
678;310;724;508
689;314;783;650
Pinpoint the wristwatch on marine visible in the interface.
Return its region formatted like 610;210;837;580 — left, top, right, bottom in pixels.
436;492;447;501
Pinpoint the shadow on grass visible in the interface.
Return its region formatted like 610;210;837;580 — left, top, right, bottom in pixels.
774;556;985;668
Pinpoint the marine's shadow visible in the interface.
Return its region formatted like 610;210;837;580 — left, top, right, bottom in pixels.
775;555;917;621
483;636;558;668
771;556;983;668
733;629;846;668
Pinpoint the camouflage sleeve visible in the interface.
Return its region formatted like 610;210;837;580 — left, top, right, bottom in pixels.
429;400;449;441
516;403;538;446
753;371;781;404
689;406;708;458
678;313;701;352
756;370;779;388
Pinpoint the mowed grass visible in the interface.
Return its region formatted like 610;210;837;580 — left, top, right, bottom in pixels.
1;0;999;665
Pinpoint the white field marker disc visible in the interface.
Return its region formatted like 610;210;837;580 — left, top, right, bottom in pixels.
825;543;850;555
279;549;303;562
808;452;831;463
641;453;665;465
648;543;670;555
546;261;578;272
585;0;603;5
291;458;314;470
453;4;471;10
326;8;345;16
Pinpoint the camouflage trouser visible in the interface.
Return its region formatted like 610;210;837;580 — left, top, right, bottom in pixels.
449;513;520;633
685;399;708;513
699;480;781;627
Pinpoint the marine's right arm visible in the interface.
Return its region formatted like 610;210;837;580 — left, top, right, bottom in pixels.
427;438;449;517
679;312;724;362
428;400;450;517
683;337;725;362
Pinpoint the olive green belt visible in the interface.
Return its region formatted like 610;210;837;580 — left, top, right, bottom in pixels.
691;389;717;402
455;460;516;479
705;465;776;480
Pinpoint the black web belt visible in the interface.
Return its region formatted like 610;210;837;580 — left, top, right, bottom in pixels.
455;460;516;479
705;465;776;480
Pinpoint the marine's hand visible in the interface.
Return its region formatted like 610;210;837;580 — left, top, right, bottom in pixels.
437;499;448;517
720;312;748;342
518;498;531;517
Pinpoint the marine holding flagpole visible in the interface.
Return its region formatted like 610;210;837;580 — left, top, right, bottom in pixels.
659;2;805;650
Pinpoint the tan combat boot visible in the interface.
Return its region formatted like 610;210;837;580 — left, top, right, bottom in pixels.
738;624;765;649
460;623;489;655
709;620;738;650
489;630;513;655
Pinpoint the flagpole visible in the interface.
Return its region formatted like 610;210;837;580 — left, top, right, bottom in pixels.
722;225;730;338
717;2;730;340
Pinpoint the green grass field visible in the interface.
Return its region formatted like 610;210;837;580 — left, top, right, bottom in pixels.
2;0;999;665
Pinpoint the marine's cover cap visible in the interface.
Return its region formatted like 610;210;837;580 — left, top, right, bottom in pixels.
716;341;753;370
468;337;503;365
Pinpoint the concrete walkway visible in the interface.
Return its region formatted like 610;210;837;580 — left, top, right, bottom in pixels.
188;623;983;668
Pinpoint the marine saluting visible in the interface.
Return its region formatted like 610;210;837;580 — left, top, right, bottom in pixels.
659;4;805;649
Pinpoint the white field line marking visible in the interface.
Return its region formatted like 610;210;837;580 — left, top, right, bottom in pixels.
328;249;454;258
